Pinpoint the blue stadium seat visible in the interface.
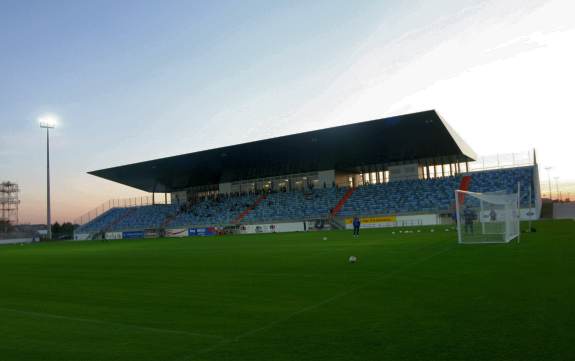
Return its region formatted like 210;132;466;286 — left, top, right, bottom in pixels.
109;204;177;231
169;194;259;227
340;166;535;217
77;166;536;233
76;207;131;233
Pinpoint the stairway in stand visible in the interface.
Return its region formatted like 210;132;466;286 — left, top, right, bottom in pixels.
233;194;267;225
457;175;473;204
330;187;355;217
161;212;177;229
459;175;472;192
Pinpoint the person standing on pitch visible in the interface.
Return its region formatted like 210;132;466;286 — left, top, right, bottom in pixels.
353;216;361;238
489;207;497;222
463;205;476;234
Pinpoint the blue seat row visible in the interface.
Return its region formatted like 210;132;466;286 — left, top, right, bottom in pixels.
169;194;259;227
340;166;535;217
76;166;536;233
109;204;177;231
243;187;348;223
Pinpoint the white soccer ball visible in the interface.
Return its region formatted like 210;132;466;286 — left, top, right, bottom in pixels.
417;230;421;233
323;237;328;241
430;229;435;233
392;231;395;235
348;255;357;263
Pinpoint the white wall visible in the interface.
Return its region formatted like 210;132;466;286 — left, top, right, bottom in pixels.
241;222;305;234
553;202;575;219
105;232;123;240
219;182;232;194
73;233;91;241
165;228;188;237
318;170;336;188
345;214;439;229
520;208;539;220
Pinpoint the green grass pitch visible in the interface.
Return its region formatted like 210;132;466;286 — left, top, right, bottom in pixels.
0;220;574;361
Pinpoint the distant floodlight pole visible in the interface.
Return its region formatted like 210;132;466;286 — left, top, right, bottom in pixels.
554;177;560;202
39;115;57;240
544;166;553;200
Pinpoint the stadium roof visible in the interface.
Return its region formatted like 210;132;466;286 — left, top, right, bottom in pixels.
89;110;476;192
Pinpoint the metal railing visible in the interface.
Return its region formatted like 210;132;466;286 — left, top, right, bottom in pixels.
467;150;535;172
74;195;171;225
542;192;574;202
541;179;574;202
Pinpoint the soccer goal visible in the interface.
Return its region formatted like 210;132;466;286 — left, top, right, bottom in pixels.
455;188;520;244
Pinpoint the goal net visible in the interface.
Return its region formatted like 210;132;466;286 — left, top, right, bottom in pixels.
455;189;520;244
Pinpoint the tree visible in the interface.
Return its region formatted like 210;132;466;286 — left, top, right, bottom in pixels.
51;222;75;239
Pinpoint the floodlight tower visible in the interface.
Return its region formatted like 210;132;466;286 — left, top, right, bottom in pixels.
39;115;57;240
0;182;20;233
544;166;553;200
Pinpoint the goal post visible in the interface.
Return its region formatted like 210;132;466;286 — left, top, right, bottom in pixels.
455;188;520;244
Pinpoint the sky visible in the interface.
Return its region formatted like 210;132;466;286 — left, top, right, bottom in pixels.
1;0;574;224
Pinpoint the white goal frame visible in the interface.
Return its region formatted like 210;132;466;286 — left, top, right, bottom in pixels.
455;184;520;244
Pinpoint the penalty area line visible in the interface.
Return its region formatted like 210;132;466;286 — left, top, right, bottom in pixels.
0;306;226;340
175;244;456;361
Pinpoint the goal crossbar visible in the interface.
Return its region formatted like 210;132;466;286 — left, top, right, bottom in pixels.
455;187;520;244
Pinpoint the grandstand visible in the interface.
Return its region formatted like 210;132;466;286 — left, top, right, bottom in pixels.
75;110;541;239
340;166;535;217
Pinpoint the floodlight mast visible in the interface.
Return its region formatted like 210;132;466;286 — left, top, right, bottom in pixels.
39;116;56;240
544;166;553;200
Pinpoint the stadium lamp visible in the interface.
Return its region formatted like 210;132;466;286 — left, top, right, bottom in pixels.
39;114;58;240
39;114;58;129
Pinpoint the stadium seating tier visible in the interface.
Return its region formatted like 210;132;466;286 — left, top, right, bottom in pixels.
76;166;536;234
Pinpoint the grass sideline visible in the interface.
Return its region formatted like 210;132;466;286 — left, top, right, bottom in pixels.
0;220;573;361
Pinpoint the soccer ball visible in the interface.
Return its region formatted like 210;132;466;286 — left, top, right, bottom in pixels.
430;229;435;233
322;236;328;241
348;256;357;263
392;231;395;235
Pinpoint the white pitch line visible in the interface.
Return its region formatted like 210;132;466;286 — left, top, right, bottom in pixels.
0;306;226;340
175;243;456;361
